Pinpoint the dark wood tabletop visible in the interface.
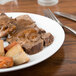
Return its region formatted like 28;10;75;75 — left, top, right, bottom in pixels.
0;0;76;76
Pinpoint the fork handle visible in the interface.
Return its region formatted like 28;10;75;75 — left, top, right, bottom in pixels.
62;25;76;34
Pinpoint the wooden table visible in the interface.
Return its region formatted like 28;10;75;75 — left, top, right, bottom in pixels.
0;0;76;76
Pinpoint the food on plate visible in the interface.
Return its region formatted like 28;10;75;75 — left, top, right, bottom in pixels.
4;41;18;52
0;56;13;68
6;14;54;54
14;15;35;34
5;44;30;65
16;15;35;25
0;13;54;54
41;33;53;46
0;13;54;68
0;40;29;68
0;40;5;56
7;26;53;54
0;13;16;38
7;28;44;54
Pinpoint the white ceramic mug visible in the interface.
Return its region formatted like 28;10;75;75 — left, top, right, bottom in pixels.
38;0;59;6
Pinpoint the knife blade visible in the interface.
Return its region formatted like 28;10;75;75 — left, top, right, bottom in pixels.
54;12;76;21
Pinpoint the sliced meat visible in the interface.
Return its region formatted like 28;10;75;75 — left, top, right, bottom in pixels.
0;13;16;38
0;13;10;25
7;28;39;43
0;24;16;37
22;39;43;54
7;28;44;54
16;20;35;29
13;15;36;34
16;15;35;25
41;33;54;46
8;23;37;39
38;28;46;34
28;33;40;42
6;14;54;55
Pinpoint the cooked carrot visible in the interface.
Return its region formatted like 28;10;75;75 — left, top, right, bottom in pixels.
0;56;14;68
4;41;18;52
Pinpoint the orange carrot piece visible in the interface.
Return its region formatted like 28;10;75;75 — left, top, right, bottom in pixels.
0;56;14;68
4;41;18;52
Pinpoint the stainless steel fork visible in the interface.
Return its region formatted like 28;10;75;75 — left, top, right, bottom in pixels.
43;9;76;35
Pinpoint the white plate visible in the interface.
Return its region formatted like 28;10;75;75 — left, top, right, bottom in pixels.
0;12;65;73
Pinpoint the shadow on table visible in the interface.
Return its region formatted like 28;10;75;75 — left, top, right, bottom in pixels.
0;47;65;76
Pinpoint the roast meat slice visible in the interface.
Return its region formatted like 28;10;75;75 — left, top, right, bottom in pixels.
0;13;16;38
41;33;53;46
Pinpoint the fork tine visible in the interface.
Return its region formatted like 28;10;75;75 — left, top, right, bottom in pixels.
44;9;61;23
48;9;60;23
43;9;53;19
43;9;59;22
47;9;55;20
43;10;48;17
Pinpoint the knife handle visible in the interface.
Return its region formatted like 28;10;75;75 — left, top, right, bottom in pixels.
54;12;76;21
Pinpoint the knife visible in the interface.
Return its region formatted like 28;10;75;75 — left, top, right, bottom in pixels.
54;12;76;21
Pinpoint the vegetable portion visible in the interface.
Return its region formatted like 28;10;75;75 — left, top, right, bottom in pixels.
0;56;13;68
5;44;30;65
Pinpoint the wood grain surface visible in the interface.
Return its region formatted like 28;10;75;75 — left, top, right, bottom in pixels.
0;0;76;76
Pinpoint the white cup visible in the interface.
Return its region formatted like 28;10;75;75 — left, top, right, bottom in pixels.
38;0;58;6
0;0;18;5
0;0;18;13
